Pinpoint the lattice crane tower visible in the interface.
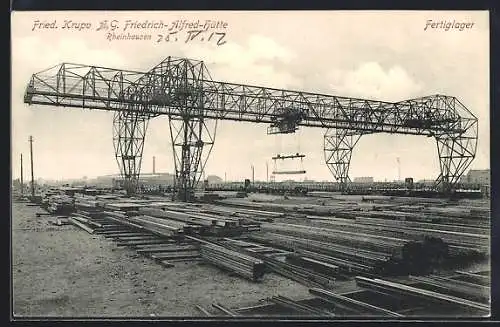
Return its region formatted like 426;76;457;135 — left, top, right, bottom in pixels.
23;57;478;201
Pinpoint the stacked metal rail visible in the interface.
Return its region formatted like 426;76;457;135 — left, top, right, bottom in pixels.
355;276;490;315
306;216;489;253
248;232;386;275
260;223;409;256
42;194;75;214
218;239;337;288
200;243;265;281
228;271;490;317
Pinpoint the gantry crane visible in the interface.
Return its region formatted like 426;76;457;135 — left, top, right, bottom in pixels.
23;57;478;201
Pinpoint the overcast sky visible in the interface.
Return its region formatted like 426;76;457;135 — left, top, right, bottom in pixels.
11;11;489;182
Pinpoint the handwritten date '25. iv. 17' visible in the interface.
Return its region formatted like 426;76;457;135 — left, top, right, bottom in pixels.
157;30;227;46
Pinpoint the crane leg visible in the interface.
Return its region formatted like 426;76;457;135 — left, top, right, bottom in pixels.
434;117;478;194
112;111;149;196
324;128;362;192
162;57;217;202
168;116;216;202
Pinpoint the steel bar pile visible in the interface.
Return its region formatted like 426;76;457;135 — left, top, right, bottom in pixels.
307;215;488;253
194;305;212;317
103;210;129;220
309;288;404;317
454;270;490;286
268;295;335;316
74;197;101;211
139;207;237;228
230;207;284;220
212;303;241;317
196;205;269;230
355;276;490;314
263;256;336;289
128;214;186;230
137;206;254;236
70;212;103;228
191;211;240;227
352;216;488;236
286;254;339;277
68;217;94;234
261;222;408;255
43;194;75;214
125;215;185;237
221;238;290;257
408;275;489;304
101;211;183;238
200;243;265;281
104;202;146;212
351;209;489;227
256;205;488;274
295;249;374;275
249;232;387;273
216;239;337;289
216;198;300;213
250;223;457;276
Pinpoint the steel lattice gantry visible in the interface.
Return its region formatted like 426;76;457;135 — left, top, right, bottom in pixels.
23;56;478;200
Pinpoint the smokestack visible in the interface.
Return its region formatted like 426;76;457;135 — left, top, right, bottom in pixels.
20;154;24;195
153;156;156;174
29;136;35;198
252;165;255;185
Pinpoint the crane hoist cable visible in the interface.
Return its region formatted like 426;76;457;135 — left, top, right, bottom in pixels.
272;129;306;175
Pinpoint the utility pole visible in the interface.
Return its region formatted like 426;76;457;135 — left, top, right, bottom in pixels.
29;136;35;198
20;154;24;195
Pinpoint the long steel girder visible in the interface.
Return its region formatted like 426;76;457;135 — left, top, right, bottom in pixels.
23;56;478;194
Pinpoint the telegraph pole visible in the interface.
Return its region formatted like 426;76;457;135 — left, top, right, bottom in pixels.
29;136;35;198
20;154;24;195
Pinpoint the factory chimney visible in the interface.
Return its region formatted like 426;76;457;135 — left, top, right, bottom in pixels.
251;165;255;186
153;156;156;174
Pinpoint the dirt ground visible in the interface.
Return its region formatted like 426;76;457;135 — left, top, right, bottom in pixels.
12;201;316;317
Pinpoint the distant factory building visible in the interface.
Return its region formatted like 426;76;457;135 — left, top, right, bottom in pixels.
95;173;175;188
353;176;374;183
461;169;490;185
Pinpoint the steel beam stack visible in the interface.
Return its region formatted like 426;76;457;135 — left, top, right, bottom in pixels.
355;276;490;314
200;243;265;281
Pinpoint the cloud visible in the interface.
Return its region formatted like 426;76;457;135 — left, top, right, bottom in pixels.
327;62;423;101
11;35;126;179
181;34;301;89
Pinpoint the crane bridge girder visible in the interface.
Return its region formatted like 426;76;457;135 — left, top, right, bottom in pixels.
23;56;478;199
